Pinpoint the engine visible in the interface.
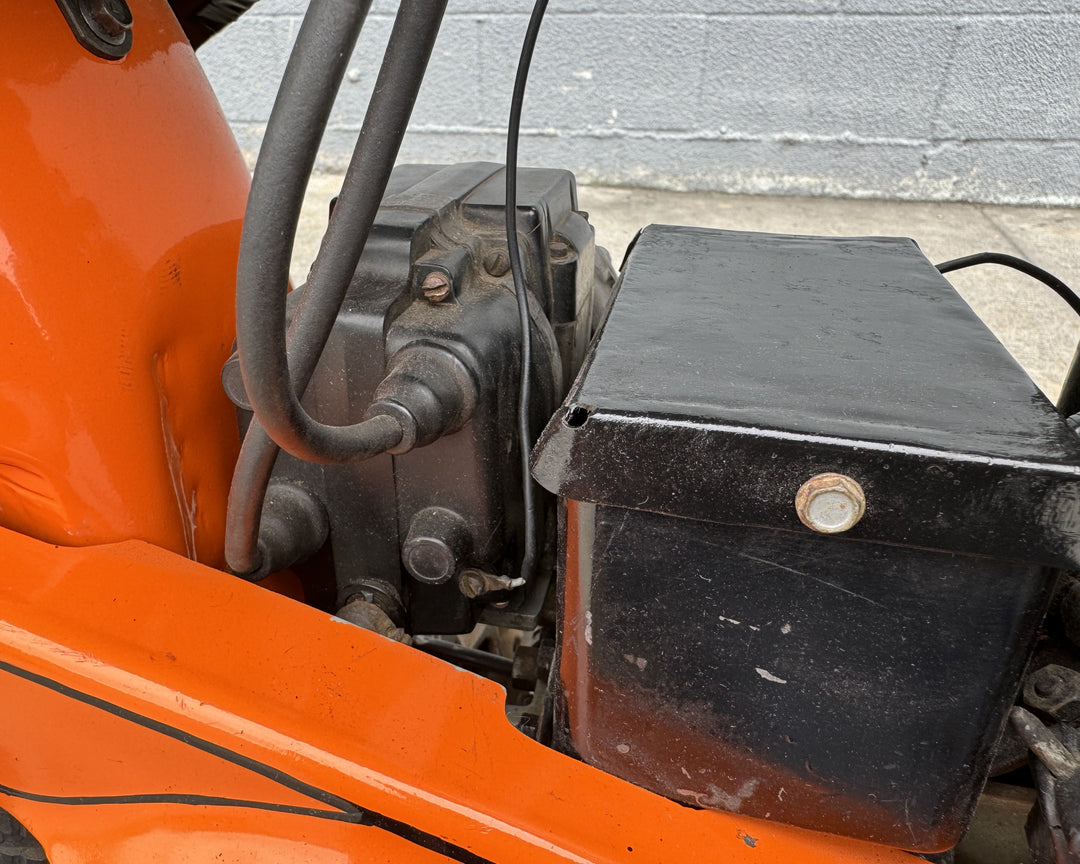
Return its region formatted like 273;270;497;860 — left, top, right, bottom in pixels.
215;0;1080;858
224;162;611;637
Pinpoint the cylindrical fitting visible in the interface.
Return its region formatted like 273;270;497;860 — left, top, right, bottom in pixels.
241;481;329;581
402;507;471;585
367;343;477;454
337;596;410;643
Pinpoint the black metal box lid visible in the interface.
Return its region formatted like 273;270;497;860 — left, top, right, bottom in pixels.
532;225;1080;568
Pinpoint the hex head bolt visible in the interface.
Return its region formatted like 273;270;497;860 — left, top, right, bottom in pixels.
795;472;866;534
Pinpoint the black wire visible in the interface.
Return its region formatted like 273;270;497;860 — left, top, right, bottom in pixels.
505;0;549;584
410;637;515;678
936;252;1080;319
936;252;1080;417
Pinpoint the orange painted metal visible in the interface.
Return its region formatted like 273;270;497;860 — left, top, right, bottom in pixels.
0;525;916;864
8;801;456;864
0;1;249;565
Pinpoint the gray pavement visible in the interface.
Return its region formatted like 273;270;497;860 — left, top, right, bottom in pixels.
293;174;1080;403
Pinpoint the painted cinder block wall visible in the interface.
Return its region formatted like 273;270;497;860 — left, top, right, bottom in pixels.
198;0;1080;205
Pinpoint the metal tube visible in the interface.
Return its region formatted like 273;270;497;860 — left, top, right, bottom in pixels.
410;637;515;679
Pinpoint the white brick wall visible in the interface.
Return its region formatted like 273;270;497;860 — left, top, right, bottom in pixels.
197;1;1080;205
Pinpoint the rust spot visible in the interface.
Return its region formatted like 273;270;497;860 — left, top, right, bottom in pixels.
737;829;758;849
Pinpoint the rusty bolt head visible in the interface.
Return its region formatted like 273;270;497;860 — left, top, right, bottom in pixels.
421;272;452;303
1032;666;1068;699
458;568;488;599
795;472;865;534
1034;673;1061;699
550;240;572;260
336;597;410;644
85;0;133;40
483;249;511;277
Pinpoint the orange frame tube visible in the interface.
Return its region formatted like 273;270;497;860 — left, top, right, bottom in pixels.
0;0;247;565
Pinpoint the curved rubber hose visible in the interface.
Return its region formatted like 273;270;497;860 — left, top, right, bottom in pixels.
235;0;448;464
936;251;1080;416
226;0;374;575
227;0;447;573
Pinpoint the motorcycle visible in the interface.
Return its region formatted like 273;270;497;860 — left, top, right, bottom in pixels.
3;1;1079;862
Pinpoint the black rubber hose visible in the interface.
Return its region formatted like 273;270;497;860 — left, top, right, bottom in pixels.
505;0;549;584
226;422;281;576
936;252;1080;318
936;252;1080;416
226;0;373;576
226;0;448;574
235;0;448;465
235;0;371;411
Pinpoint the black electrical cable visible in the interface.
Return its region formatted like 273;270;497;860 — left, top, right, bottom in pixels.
936;252;1080;319
505;0;549;585
935;251;1080;418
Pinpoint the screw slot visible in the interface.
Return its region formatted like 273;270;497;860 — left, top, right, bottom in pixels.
421;272;452;303
483;249;511;277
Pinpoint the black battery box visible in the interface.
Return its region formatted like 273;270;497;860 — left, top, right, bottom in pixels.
532;225;1080;851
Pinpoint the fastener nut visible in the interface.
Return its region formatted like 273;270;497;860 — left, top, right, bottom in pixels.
85;0;133;40
795;472;865;534
549;240;572;260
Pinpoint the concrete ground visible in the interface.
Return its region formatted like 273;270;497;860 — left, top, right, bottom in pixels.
293;175;1080;404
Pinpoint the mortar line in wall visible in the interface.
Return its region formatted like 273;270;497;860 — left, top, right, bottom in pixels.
316;123;1080;148
246;10;1080;21
278;155;1080;208
926;19;964;144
